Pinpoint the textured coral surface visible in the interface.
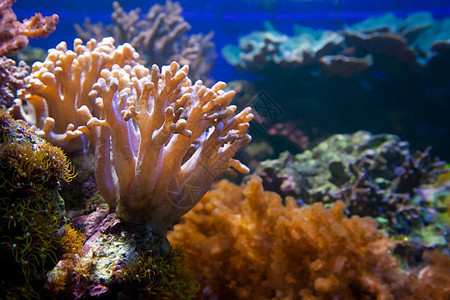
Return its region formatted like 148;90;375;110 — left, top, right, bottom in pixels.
0;56;29;108
169;176;450;299
18;37;253;234
0;0;58;56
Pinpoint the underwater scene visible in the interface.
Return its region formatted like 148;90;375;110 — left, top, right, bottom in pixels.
1;0;449;298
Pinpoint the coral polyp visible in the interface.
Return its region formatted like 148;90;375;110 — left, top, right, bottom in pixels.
0;109;77;299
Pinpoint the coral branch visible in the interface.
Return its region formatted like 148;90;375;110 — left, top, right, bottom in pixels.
0;0;58;56
75;1;216;80
16;13;59;39
18;37;139;153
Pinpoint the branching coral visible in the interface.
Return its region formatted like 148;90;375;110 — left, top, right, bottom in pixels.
17;37;139;153
0;0;58;56
83;61;253;234
75;1;216;80
18;37;253;235
169;176;450;299
112;0;191;65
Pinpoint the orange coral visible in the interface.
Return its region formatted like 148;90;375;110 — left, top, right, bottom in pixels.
16;12;59;39
0;0;58;56
169;176;450;299
417;251;450;300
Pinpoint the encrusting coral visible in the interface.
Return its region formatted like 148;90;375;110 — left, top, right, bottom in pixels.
17;37;253;235
168;176;450;299
0;0;59;56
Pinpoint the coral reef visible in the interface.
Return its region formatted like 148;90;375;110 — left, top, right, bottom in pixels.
3;3;447;299
17;37;253;235
0;109;81;299
75;1;216;81
222;15;450;162
47;208;198;299
254;131;449;249
169;176;450;299
222;26;344;74
0;0;58;56
223;13;450;79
